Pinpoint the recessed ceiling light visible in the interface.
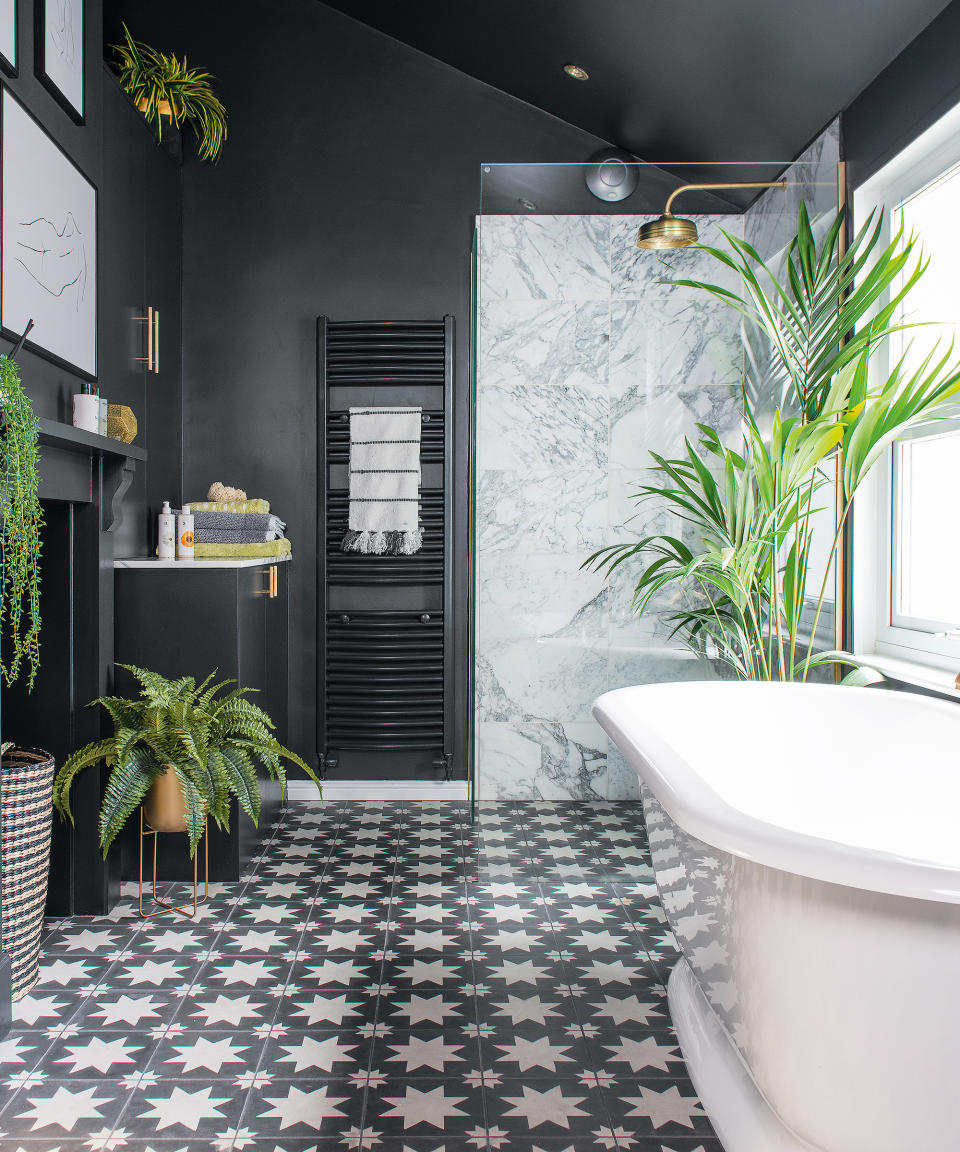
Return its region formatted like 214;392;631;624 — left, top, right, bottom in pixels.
518;198;538;212
563;63;589;81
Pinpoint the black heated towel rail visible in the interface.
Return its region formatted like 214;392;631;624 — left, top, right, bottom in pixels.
316;318;454;779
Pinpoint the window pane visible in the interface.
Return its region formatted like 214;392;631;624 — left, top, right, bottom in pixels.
895;431;960;626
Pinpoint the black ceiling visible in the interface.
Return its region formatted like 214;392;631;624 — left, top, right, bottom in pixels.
319;0;953;165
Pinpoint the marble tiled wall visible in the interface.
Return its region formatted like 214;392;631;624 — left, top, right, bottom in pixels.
476;130;841;801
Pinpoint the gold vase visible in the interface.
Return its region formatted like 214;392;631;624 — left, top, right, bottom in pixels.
143;766;187;833
137;96;177;118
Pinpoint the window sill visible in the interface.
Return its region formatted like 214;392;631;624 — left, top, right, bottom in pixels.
856;651;960;697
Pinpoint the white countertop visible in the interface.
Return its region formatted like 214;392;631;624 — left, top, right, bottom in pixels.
115;555;292;570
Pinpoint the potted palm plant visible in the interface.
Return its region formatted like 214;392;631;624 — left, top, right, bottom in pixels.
110;24;228;162
587;204;960;682
53;665;321;858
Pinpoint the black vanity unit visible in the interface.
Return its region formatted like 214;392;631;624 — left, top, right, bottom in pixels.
114;557;291;881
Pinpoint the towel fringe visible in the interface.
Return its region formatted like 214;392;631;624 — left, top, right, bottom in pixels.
341;529;422;556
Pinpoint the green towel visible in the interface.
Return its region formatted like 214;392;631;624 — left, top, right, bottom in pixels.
194;539;291;559
187;499;271;514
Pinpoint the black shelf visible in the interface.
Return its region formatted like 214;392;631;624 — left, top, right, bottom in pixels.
38;418;147;462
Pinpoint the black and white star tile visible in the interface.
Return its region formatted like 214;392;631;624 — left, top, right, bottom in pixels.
0;801;720;1151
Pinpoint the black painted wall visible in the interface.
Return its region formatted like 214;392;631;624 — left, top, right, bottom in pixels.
104;0;611;777
843;0;960;187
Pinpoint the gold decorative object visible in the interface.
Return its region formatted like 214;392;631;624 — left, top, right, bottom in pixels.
139;767;208;919
637;180;788;249
107;403;138;443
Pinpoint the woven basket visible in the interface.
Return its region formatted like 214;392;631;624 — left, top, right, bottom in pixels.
0;745;55;1000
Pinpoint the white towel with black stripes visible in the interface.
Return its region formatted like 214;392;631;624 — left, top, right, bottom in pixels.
341;406;423;555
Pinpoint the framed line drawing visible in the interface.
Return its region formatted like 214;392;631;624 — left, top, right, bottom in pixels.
1;86;97;378
0;0;16;77
36;0;83;122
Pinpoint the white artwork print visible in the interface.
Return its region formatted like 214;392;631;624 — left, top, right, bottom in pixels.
44;0;83;116
2;91;96;376
0;0;15;71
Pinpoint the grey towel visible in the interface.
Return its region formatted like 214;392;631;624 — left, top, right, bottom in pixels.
194;529;279;544
191;510;286;534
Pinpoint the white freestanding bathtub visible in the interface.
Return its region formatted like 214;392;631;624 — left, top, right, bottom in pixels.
593;681;960;1152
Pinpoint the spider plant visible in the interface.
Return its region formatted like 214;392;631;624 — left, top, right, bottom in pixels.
110;24;227;163
53;665;321;857
587;204;960;681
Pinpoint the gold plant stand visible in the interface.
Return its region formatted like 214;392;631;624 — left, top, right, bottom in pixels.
138;808;209;919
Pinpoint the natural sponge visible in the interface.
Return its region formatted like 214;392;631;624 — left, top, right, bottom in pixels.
207;482;247;503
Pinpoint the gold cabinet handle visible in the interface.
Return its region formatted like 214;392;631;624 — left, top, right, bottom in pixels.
134;305;154;371
270;564;278;598
153;309;160;374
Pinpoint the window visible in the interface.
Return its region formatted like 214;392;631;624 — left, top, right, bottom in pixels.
853;101;960;672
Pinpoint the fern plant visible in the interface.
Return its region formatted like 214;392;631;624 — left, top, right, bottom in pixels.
110;24;227;162
53;664;321;858
0;354;43;689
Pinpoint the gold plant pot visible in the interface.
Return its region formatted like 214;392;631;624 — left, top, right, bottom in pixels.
137;96;178;118
143;766;187;833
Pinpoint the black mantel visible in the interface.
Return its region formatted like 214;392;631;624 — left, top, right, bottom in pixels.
2;420;147;915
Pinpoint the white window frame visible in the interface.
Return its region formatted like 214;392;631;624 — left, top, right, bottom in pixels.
853;100;960;677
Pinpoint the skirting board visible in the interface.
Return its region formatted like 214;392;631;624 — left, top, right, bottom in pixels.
286;780;469;802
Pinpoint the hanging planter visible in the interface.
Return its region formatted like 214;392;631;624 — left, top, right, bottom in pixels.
110;24;228;163
0;744;55;1000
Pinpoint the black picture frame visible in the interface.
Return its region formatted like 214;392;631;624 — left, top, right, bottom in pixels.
35;0;83;124
0;0;17;78
0;83;97;379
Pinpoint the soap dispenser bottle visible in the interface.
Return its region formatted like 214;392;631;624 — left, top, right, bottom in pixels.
177;504;195;561
158;501;175;560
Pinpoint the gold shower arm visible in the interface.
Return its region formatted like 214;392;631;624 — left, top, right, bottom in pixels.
663;180;787;216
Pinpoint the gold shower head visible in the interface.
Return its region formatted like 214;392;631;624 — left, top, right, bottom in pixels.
637;180;787;250
637;213;699;249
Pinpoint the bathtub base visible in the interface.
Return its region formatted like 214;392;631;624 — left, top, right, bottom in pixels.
668;959;815;1152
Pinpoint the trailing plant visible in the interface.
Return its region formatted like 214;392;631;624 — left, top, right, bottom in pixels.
0;354;43;689
110;24;227;162
53;664;322;857
586;204;960;682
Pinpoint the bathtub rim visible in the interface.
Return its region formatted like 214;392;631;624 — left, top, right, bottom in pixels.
593;681;960;904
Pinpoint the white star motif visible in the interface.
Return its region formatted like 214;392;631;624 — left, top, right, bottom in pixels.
561;904;611;924
391;994;463;1025
314;929;373;951
398;903;456;922
380;1084;467;1129
139;1085;231;1130
223;928;286;951
500;1084;588;1129
622;1085;704;1129
317;904;370;923
494;1035;573;1071
260;1084;349;1130
14;995;66;1025
386;1034;464;1071
568;929;627;951
277;1035;356;1072
255;881;304;899
303;958;367;983
394;929;454;950
59;929;117;952
0;1036;37;1064
119;958;186;985
290;994;361;1026
392;958;462;983
18;1085;111;1131
140;928;204;952
93;995;163;1026
56;1036;139;1074
575;959;645;983
478;903;533;923
241;903;294;923
191;994;264;1026
482;928;542;951
167;1036;249;1073
603;1034;677;1072
485;958;551;983
212;959;278;985
591;994;664;1026
36;958;94;985
492;995;562;1026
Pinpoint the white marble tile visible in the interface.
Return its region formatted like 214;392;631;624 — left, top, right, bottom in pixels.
478;637;609;723
745;120;840;262
479;215;610;301
609;376;746;472
477;384;608;472
610;215;744;299
478;554;607;642
606;745;641;801
477;468;608;554
477;720;608;801
480;300;609;393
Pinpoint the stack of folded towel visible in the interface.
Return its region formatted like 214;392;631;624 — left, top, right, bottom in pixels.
186;484;290;559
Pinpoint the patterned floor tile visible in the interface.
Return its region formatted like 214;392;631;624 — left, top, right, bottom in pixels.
0;801;724;1151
